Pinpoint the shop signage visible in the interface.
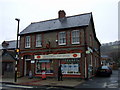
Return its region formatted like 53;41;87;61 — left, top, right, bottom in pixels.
87;47;93;53
86;47;93;54
35;53;81;59
38;60;50;62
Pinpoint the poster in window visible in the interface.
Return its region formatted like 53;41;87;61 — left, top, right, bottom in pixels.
41;63;45;70
71;64;74;72
61;64;68;74
74;64;79;72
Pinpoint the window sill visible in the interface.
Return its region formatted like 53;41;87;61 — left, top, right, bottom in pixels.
36;46;42;48
72;42;80;45
58;43;66;45
35;73;54;74
63;73;81;75
25;47;30;49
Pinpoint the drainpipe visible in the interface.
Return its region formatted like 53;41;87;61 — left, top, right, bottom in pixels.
84;28;88;80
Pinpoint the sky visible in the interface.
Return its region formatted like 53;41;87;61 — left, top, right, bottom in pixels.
0;0;119;44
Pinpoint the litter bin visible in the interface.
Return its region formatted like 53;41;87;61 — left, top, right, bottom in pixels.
42;70;46;80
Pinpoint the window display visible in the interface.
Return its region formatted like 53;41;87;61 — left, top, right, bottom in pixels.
36;60;53;74
61;59;80;74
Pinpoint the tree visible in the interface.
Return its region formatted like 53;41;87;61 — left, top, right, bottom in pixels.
108;51;120;66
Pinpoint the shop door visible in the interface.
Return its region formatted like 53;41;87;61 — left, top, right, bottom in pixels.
26;60;31;76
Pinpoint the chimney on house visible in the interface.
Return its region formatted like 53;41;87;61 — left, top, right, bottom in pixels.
58;10;66;18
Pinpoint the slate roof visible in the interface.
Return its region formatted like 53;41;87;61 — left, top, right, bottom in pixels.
20;12;92;35
0;40;19;50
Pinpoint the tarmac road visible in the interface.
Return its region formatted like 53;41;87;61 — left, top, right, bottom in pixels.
75;69;120;88
1;83;73;90
1;68;120;90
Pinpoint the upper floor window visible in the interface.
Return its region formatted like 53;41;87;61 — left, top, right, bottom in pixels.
36;34;42;47
58;31;66;45
71;30;80;44
25;36;30;48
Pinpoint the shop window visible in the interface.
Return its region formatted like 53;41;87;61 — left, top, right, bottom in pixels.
25;36;30;48
58;31;66;45
35;60;53;74
61;59;80;75
71;30;80;44
36;34;42;47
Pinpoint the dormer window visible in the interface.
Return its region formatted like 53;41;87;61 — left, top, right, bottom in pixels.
25;36;30;48
36;34;42;47
71;30;80;44
58;31;66;45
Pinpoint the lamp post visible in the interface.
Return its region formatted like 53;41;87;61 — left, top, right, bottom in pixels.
15;18;20;82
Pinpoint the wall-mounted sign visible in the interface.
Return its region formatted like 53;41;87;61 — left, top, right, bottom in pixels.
34;53;81;59
87;47;93;53
86;47;93;54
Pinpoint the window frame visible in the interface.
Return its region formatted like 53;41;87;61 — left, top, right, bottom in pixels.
36;34;42;47
25;36;31;48
71;30;80;44
58;31;66;45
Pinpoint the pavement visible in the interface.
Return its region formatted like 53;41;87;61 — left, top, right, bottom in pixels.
0;76;85;88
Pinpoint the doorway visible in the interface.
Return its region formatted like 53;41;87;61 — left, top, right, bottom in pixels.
24;60;31;76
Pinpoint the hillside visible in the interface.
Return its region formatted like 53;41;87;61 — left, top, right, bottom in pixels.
100;40;120;66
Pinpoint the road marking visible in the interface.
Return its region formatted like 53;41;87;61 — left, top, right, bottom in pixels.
6;84;33;88
107;83;118;88
103;82;107;88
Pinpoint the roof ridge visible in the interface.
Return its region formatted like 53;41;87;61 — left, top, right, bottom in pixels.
5;40;17;42
31;12;92;24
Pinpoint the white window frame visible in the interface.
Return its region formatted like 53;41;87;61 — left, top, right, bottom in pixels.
36;34;42;47
58;31;66;45
25;36;30;48
71;30;80;44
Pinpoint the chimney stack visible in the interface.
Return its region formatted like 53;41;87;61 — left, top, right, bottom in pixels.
58;10;66;18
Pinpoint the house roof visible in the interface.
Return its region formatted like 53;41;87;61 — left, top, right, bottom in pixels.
0;40;19;50
20;12;92;35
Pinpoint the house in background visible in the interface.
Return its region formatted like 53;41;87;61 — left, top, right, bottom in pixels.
101;55;111;66
19;10;101;79
0;40;17;78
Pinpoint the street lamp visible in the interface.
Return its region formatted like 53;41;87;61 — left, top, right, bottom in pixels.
15;18;20;82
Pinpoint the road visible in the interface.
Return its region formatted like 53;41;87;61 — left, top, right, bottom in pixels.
75;69;120;88
1;69;120;89
1;82;73;90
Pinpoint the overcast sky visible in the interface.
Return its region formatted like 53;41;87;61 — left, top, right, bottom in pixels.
0;0;119;44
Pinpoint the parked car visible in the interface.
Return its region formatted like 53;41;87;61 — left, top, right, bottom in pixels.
96;66;112;77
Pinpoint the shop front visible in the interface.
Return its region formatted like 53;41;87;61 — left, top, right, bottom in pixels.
34;53;82;77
